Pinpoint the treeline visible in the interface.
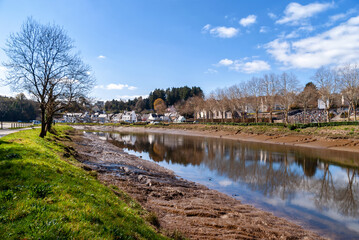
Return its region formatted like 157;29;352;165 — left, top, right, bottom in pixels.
0;94;39;121
180;64;359;124
105;86;203;113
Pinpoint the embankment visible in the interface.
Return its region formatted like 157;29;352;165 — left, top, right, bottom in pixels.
0;126;166;239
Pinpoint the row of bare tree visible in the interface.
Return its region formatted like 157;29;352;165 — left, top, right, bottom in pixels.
179;65;359;124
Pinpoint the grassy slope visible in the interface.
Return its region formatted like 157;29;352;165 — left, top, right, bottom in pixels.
0;126;166;240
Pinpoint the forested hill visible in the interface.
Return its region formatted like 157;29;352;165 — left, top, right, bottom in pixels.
105;86;203;113
0;94;39;121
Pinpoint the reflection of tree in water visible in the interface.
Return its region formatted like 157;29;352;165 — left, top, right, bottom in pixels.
108;133;204;166
335;169;358;217
105;132;359;217
295;156;318;177
314;163;335;210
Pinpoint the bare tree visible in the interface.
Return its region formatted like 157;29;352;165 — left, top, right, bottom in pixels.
297;82;319;123
246;77;263;123
227;85;241;122
214;88;230;122
338;64;359;121
278;72;298;124
312;67;338;122
206;93;218;123
190;96;205;121
262;74;278;123
237;82;249;122
3;18;94;137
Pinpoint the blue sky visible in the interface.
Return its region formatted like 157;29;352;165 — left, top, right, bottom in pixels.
0;0;359;100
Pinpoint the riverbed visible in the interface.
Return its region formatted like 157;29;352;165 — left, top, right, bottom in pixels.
71;128;325;239
99;130;359;239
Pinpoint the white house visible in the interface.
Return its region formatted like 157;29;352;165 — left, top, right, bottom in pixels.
112;113;123;123
148;114;161;122
318;99;329;110
121;111;137;123
174;116;186;123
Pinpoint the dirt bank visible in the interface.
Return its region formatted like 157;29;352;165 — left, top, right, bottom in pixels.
71;128;324;240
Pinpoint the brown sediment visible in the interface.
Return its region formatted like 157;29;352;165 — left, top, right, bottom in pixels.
70;128;325;240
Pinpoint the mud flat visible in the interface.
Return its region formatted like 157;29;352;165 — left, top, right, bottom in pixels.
71;127;325;239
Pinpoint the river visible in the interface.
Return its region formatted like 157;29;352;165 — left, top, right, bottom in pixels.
92;130;359;239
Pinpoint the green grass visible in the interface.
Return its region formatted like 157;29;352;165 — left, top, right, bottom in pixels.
0;126;167;240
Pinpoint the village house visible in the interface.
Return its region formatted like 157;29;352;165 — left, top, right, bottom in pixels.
121;111;137;123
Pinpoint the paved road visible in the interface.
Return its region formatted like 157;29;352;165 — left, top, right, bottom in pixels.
0;127;36;138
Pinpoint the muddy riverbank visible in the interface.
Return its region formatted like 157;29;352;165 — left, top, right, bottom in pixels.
71;127;324;239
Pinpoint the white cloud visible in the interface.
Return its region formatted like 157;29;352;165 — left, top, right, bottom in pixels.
116;95;148;100
260;26;269;33
217;58;270;73
202;24;239;38
239;15;257;27
202;24;211;32
98;55;106;59
328;8;357;25
204;68;218;74
232;60;271;73
266;16;359;69
107;83;128;90
209;26;239;38
218;59;234;66
285;31;300;39
268;12;277;19
95;83;137;91
276;2;333;25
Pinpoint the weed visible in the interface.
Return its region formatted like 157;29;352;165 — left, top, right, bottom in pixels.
30;183;53;199
146;212;160;228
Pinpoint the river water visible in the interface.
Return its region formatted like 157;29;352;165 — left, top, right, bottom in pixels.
93;131;359;239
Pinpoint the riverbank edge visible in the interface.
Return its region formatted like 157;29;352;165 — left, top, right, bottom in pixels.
72;128;325;240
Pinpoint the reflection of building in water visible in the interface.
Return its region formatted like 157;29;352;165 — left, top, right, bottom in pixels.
148;134;155;144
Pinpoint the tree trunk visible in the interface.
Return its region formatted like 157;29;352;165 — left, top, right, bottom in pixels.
232;111;235;123
269;110;273;123
303;107;307;124
326;108;330;122
46;114;54;133
354;104;357;121
39;108;47;138
255;110;259;123
285;110;289;124
348;105;351;122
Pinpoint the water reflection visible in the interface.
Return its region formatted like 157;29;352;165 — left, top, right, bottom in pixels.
95;131;359;238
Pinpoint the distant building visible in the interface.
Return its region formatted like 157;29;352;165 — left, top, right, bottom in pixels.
121;111;137;123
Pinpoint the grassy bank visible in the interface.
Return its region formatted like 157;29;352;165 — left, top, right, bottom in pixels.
0;126;167;239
